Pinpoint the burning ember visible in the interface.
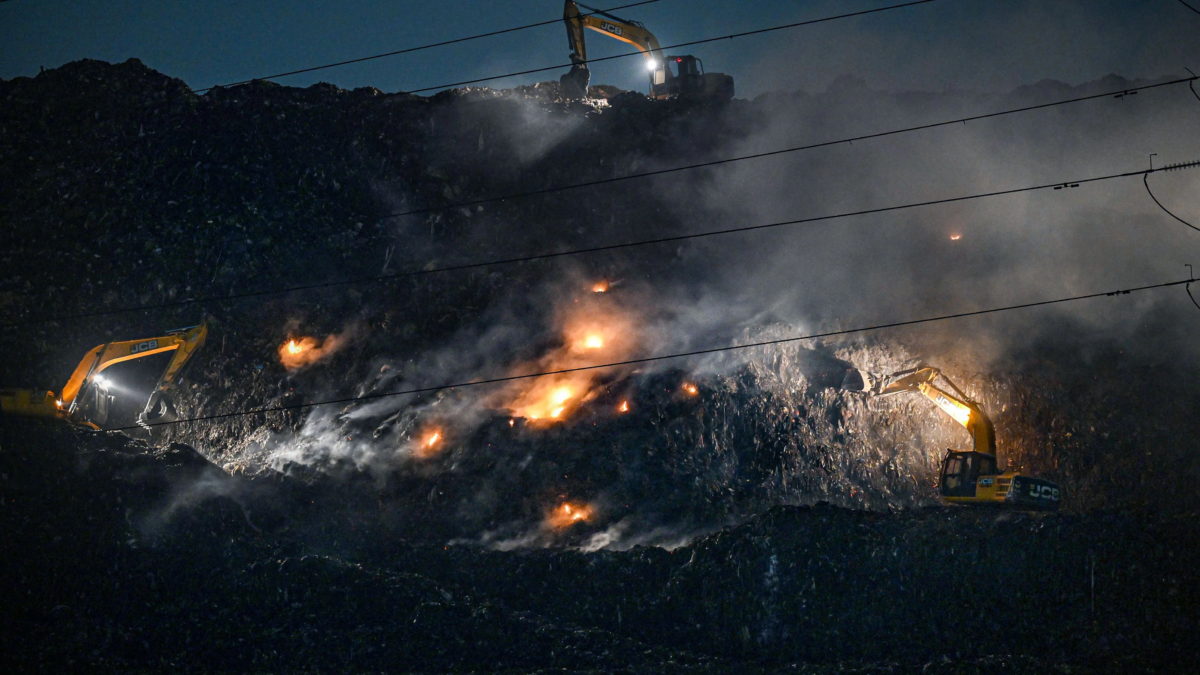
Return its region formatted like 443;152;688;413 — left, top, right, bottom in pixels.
682;382;699;396
514;382;578;422
412;427;445;459
277;331;347;371
546;501;593;529
949;233;962;241
496;291;640;425
591;280;609;293
618;399;630;413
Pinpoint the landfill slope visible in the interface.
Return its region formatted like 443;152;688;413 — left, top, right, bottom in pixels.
3;422;1196;671
2;60;1199;670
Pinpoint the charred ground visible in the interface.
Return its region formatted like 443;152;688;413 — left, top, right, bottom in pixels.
2;60;1199;670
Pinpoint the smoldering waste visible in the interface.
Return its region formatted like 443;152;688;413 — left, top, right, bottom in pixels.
2;60;1198;671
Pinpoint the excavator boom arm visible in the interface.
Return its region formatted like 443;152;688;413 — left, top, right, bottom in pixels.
564;1;664;69
871;367;996;455
60;323;208;410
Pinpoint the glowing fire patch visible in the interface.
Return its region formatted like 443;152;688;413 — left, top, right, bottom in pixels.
618;400;630;413
592;280;609;293
278;332;346;371
412;427;445;459
549;387;572;419
514;383;578;422
949;233;962;241
494;290;640;425
682;382;699;396
546;501;593;529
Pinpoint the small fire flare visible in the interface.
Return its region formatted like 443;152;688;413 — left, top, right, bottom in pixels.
413;427;445;459
592;280;609;293
546;501;593;529
277;332;346;371
682;382;699;396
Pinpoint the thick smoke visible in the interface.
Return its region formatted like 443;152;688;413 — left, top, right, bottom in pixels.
247;73;1199;549
676;75;1200;366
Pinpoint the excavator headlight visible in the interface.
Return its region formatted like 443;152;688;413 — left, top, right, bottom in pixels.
645;59;660;72
93;375;112;392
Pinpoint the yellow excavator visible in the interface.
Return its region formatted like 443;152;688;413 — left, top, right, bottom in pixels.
560;0;734;101
0;322;207;430
861;366;1061;510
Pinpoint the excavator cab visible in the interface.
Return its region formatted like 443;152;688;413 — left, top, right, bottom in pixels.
939;451;998;498
654;56;703;98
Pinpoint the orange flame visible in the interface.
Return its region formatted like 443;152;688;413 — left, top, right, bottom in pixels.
278;333;346;371
618;399;630;413
682;382;699;396
592;280;609;293
513;382;579;422
413;427;445;459
546;501;593;529
949;233;962;241
497;295;639;425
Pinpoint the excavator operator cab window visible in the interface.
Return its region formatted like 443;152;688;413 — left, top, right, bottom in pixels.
940;451;983;497
670;56;703;78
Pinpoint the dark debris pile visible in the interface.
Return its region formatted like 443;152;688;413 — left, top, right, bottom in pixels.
2;421;1196;671
3;60;1200;671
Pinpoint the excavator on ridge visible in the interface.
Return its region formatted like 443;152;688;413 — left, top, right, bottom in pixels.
559;0;734;101
856;365;1062;510
0;322;208;430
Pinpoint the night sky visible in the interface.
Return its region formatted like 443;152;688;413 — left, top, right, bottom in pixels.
2;0;1197;97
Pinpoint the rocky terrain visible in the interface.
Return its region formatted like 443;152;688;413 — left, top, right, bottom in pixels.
2;60;1199;670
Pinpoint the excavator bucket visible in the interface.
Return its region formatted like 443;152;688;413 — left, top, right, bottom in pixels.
560;64;591;100
838;368;873;393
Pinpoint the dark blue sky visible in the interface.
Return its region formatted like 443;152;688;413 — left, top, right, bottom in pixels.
1;1;1197;96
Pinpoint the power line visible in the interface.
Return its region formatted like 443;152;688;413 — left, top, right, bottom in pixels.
7;159;1198;329
399;0;939;95
1178;0;1200;17
110;276;1196;432
192;0;664;94
1143;171;1200;233
376;76;1196;219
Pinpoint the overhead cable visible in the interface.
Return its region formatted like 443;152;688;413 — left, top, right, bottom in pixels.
6;159;1198;329
192;0;664;94
110;276;1196;432
1143;170;1200;233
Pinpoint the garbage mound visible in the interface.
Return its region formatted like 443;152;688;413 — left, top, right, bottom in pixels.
3;60;1199;669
